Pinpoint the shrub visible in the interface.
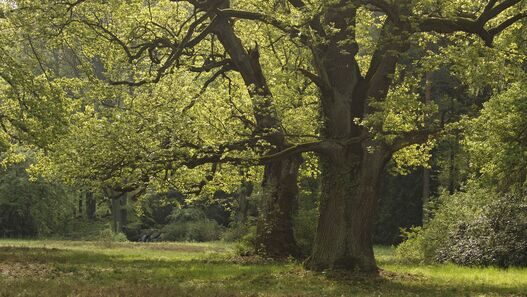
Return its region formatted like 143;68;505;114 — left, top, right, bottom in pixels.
61;218;108;240
396;185;527;267
394;227;426;263
437;193;527;267
161;208;222;242
168;207;207;223
0;163;76;237
96;228;128;247
112;232;129;242
234;225;257;256
221;222;252;242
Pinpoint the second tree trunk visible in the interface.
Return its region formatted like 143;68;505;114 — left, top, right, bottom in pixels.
256;155;302;258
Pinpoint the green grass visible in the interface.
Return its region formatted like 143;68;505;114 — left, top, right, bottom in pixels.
0;240;526;296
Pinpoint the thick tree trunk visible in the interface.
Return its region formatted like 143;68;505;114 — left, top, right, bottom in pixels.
110;195;127;233
110;198;121;233
120;194;128;227
236;180;253;223
306;145;387;272
85;192;96;221
256;155;301;258
303;5;404;270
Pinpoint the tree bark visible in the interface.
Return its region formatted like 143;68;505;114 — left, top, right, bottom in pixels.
306;143;388;272
120;194;128;227
256;155;302;258
110;194;127;233
85;191;96;221
236;180;253;223
110;197;122;233
300;3;410;270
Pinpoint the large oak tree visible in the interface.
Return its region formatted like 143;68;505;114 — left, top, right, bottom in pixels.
6;0;526;272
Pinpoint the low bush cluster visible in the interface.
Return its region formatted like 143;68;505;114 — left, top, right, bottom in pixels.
160;208;223;242
96;228;128;247
221;222;252;242
161;220;222;242
396;185;527;267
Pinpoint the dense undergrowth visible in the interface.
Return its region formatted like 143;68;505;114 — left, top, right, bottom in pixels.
396;185;527;268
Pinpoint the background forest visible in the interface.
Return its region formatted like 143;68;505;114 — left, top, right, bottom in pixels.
0;0;526;283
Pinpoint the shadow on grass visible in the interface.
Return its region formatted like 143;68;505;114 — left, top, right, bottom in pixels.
1;246;526;297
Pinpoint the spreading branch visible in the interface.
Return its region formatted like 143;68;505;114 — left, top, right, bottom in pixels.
416;0;526;46
389;129;439;153
216;9;304;41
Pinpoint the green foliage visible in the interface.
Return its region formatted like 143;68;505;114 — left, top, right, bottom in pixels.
234;225;257;257
464;82;527;190
161;220;222;242
167;207;208;223
374;169;424;245
112;232;129;243
221;222;252;242
396;185;527;267
60;218;109;241
0;7;74;155
397;76;527;267
436;192;527;267
396;184;494;264
293;207;318;257
0;161;76;237
395;226;426;264
161;208;223;242
97;228;128;243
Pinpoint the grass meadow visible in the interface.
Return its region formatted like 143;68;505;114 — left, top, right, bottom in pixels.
0;240;526;296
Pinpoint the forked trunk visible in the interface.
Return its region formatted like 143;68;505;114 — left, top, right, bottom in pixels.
306;145;388;272
256;155;301;258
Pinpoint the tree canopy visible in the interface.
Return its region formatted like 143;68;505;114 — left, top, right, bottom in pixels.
0;0;526;272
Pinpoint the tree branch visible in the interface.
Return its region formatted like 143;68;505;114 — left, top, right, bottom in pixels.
183;63;235;111
216;8;302;40
415;0;525;46
189;59;233;72
260;135;367;163
72;4;214;87
259;141;323;163
417;17;494;45
286;0;326;37
298;68;329;92
358;0;401;25
488;12;527;36
389;129;437;153
478;0;522;24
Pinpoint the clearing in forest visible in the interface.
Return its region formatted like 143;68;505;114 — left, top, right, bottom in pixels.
0;240;526;297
